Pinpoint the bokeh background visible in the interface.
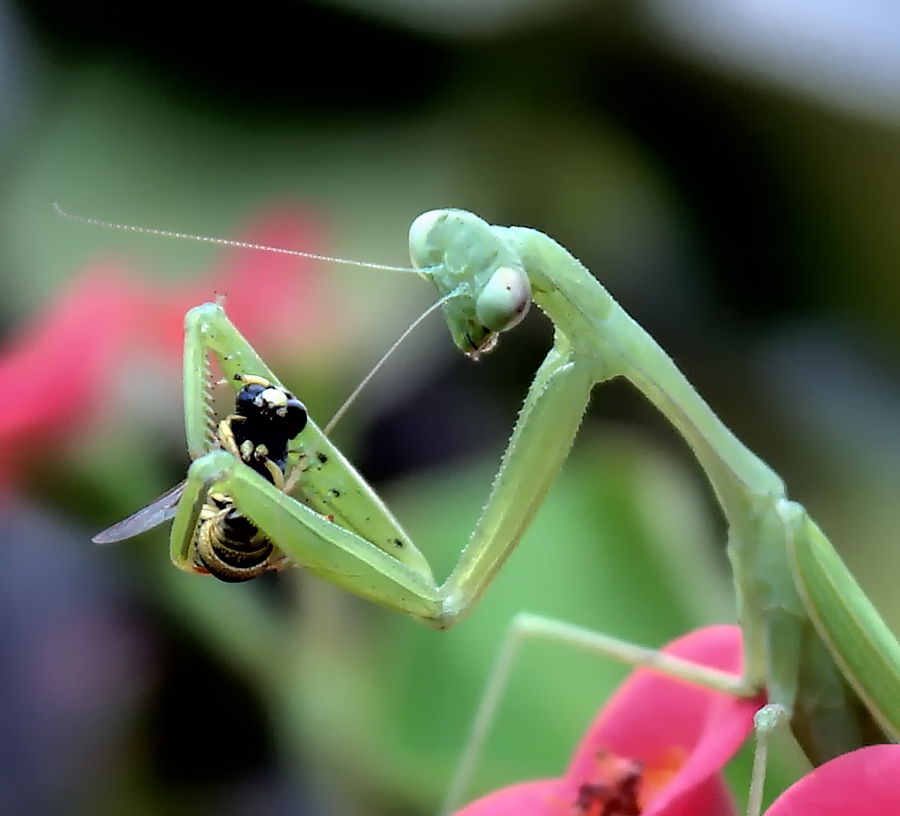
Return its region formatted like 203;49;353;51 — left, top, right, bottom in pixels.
2;0;900;814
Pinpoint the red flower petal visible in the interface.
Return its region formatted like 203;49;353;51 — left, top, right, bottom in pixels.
454;626;762;816
564;626;762;816
0;268;145;485
765;744;900;815
452;780;560;816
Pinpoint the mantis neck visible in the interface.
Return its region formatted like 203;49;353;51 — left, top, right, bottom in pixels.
511;225;787;529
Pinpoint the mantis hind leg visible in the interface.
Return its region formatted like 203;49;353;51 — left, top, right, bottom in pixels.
441;613;755;816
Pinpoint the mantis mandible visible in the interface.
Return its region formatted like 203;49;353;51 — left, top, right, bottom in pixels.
88;207;900;816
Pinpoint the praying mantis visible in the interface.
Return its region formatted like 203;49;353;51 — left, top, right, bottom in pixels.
88;206;900;816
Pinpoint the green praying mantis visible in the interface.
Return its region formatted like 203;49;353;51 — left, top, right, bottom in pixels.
85;206;900;816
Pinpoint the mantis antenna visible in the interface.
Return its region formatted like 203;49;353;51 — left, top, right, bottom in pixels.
52;202;431;275
279;290;462;496
321;290;460;436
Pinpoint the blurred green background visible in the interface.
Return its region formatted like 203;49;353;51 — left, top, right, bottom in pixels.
3;0;900;814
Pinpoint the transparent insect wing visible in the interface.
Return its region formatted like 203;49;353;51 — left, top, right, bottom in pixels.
92;481;187;544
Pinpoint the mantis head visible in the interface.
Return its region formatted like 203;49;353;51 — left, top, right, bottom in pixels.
409;209;532;359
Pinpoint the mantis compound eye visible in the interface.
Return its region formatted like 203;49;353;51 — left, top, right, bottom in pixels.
475;265;532;334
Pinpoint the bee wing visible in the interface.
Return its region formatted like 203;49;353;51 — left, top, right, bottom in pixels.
92;481;187;544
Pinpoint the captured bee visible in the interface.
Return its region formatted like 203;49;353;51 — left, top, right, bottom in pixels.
94;374;308;583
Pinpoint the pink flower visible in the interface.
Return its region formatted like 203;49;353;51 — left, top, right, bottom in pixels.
765;743;900;815
0;270;144;487
0;202;331;489
454;626;762;816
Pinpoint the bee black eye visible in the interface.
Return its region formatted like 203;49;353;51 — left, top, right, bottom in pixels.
235;384;266;417
284;399;308;438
